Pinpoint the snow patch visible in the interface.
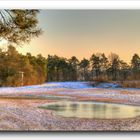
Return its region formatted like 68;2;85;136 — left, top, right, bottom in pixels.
0;82;93;94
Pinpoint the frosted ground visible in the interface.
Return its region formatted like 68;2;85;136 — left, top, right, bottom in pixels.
0;81;122;94
0;82;93;94
0;82;140;105
0;82;140;130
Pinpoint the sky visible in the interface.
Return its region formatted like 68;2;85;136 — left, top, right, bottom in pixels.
14;10;140;62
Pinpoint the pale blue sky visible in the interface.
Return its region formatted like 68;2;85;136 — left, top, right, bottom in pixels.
18;10;140;62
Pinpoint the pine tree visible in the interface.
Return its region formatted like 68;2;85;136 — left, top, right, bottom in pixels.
0;10;41;45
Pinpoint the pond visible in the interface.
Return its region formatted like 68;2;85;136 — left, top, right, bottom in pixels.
39;101;140;119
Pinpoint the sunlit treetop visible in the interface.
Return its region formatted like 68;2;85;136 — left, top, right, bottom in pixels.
0;10;42;45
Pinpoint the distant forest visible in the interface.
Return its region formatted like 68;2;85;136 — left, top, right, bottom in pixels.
1;45;140;87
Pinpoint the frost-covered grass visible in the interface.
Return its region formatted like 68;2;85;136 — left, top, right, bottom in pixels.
0;81;137;93
0;81;126;95
0;81;140;106
0;82;93;94
0;97;140;130
0;82;140;130
22;81;93;89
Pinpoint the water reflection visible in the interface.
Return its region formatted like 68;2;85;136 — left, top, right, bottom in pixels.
41;101;140;119
70;103;79;113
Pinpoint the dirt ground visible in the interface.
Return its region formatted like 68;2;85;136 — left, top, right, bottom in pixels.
0;87;140;131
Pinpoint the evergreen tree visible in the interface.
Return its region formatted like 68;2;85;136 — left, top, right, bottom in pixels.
90;53;101;80
79;58;89;81
69;56;79;81
119;60;130;81
0;10;41;45
131;54;140;79
108;53;120;81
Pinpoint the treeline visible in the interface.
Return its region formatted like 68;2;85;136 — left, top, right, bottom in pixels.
47;53;140;82
0;45;46;86
1;45;140;87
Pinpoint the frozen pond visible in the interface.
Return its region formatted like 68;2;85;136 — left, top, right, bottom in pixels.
40;101;140;119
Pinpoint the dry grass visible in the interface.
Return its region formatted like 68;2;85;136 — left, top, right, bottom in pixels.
93;76;109;83
120;81;140;88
